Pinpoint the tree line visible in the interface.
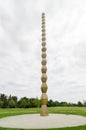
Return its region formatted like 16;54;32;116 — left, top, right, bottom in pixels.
0;93;86;108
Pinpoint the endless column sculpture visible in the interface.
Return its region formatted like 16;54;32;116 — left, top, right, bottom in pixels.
40;13;48;116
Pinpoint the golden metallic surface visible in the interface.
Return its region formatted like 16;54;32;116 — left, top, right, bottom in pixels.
41;74;47;82
42;29;46;32
41;93;48;105
42;42;46;46
41;59;47;65
41;83;48;93
42;47;46;52
41;53;47;58
42;37;46;41
42;33;46;36
41;66;47;73
40;105;48;116
40;13;48;116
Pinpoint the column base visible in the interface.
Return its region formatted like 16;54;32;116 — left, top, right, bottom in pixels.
40;105;48;116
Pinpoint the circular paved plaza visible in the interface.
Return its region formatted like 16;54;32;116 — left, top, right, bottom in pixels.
0;114;86;129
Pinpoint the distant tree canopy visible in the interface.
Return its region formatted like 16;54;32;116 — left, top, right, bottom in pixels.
0;94;41;108
0;93;86;108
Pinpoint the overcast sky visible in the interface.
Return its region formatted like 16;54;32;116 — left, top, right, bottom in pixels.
0;0;86;103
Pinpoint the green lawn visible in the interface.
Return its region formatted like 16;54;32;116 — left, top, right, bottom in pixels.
0;107;86;130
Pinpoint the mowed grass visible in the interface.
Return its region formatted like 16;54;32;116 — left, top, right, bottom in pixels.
0;108;40;118
0;107;86;130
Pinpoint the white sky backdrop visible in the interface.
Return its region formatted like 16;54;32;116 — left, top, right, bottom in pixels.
0;0;86;103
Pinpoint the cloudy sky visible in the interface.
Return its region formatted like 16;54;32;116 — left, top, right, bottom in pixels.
0;0;86;103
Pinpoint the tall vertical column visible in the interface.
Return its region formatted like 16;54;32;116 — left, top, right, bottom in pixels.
40;13;48;116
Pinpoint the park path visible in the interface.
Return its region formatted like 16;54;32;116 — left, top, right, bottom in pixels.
0;114;86;129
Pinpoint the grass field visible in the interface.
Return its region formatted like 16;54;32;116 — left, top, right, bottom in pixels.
0;107;86;130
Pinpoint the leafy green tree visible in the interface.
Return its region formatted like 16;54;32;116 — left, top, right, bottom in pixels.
12;96;17;107
54;101;59;106
29;98;35;107
34;98;41;108
0;94;8;108
0;100;3;108
8;99;16;108
18;99;26;108
47;99;54;107
2;99;8;108
12;96;17;102
18;97;30;108
77;101;83;107
0;94;7;101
